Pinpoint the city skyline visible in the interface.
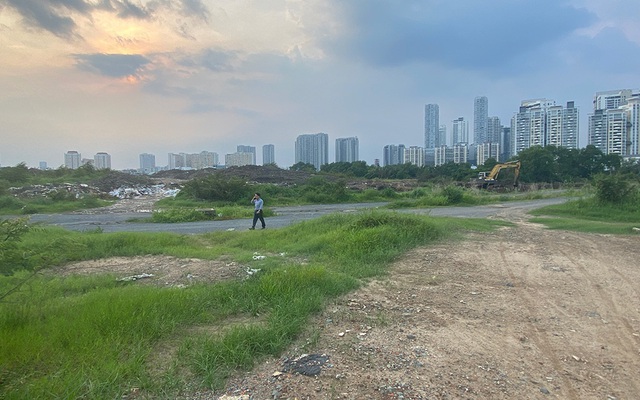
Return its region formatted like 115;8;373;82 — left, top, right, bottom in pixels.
48;88;638;171
1;1;640;169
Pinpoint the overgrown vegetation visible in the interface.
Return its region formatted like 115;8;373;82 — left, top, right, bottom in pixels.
0;163;150;215
529;174;640;234
0;211;503;398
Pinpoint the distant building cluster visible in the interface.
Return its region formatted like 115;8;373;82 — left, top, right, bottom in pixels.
50;88;639;173
589;89;640;157
62;151;111;170
383;88;639;168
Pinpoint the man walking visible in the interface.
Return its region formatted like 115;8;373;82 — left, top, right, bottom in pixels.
250;192;266;230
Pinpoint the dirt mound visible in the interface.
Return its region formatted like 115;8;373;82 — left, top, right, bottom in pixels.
153;165;318;185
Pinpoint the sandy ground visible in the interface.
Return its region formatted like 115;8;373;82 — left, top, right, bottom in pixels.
57;205;640;399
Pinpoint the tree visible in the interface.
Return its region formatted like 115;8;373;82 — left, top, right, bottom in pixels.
0;163;30;184
517;146;556;183
289;162;316;172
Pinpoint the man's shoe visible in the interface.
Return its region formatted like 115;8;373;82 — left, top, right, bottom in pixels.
249;227;255;230
261;226;266;229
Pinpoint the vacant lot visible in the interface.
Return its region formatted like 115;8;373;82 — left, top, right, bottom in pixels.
211;211;640;399
49;204;639;399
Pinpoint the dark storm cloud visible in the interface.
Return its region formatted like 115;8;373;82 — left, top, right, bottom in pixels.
3;0;208;38
326;0;596;71
73;53;151;77
4;0;83;38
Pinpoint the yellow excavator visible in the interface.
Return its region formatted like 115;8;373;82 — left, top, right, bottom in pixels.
475;160;521;190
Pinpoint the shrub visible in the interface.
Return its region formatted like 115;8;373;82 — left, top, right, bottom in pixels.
180;176;251;203
441;185;464;204
0;218;30;275
594;174;637;205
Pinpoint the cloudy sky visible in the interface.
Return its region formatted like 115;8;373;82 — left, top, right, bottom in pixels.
1;0;639;170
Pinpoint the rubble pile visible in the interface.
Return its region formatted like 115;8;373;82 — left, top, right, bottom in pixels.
9;183;103;198
109;184;180;199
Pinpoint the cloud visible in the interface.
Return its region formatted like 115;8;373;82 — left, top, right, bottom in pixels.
73;53;151;77
4;0;85;38
112;0;151;19
178;0;209;21
321;0;595;72
3;0;209;39
562;27;640;74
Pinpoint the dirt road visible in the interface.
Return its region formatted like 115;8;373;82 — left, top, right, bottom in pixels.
215;213;640;399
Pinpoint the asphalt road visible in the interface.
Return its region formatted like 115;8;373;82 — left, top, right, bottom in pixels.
26;198;569;234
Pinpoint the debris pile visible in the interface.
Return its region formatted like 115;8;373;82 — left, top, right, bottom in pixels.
9;183;103;198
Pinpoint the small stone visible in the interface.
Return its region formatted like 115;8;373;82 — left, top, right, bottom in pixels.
540;387;550;395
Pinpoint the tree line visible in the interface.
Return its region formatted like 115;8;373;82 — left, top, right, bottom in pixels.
293;145;639;184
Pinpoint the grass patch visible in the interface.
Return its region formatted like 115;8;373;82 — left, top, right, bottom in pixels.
528;197;640;234
0;210;502;398
0;194;112;215
152;198;275;223
386;186;569;209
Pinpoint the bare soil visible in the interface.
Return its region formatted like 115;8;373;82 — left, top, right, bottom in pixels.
54;206;640;400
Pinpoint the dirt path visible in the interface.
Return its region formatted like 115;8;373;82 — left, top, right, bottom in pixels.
215;219;640;399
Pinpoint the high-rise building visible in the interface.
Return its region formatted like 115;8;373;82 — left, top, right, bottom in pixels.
39;161;47;170
335;137;359;163
64;151;81;169
383;144;405;166
139;153;156;174
452;117;469;145
94;152;111;169
477;142;500;166
589;89;640;156
404;146;425;167
621;98;640;156
225;152;253;167
424;104;440;149
511;99;578;155
295;133;329;170
593;89;636;110
487;116;502;144
501;127;512;161
434;146;449;166
236;145;256;165
452;144;469;164
262;144;275;165
439;125;447;146
168;153;185;170
192;151;218;169
474;96;489;144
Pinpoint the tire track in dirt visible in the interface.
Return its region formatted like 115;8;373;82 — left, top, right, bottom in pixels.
555;235;640;394
496;231;581;400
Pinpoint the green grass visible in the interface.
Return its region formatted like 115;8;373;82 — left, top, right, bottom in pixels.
0;195;113;215
386;186;568;209
528;197;640;234
0;210;504;398
151;199;275;223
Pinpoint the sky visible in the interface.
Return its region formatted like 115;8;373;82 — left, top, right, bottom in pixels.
1;0;639;170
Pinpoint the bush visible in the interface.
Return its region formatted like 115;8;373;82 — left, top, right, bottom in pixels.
441;185;464;204
180;176;251;203
0;218;30;275
594;174;637;205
